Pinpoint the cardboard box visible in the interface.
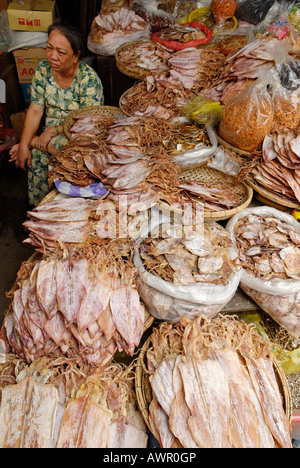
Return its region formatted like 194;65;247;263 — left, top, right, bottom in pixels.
7;0;55;32
13;47;46;84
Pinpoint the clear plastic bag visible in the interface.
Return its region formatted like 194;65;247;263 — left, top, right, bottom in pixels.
235;0;295;25
218;71;274;152
211;0;238;25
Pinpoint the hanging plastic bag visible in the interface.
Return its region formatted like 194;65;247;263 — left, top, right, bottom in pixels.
218;70;275;152
182;96;225;126
270;41;300;130
235;0;295;25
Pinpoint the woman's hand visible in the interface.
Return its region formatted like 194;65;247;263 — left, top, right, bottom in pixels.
13;143;32;170
34;127;56;154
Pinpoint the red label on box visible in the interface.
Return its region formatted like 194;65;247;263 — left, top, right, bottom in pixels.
18;17;25;25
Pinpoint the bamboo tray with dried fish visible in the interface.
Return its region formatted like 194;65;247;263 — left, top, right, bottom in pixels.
246;178;300;211
135;315;293;449
115;40;171;79
63;105;125;140
158;166;253;221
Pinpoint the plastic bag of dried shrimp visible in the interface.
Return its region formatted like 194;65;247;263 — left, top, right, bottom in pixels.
133;210;241;323
218;70;275;152
226;206;300;337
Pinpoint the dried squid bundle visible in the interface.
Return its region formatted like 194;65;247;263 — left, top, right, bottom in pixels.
143;315;292;448
227;206;300;337
1;252;145;366
0;357;147;448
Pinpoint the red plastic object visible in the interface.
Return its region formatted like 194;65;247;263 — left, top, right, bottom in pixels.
152;22;213;50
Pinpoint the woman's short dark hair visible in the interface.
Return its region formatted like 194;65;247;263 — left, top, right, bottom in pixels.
48;20;83;57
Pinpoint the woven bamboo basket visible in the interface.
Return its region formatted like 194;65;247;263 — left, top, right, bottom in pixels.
115;40;170;80
135;335;293;440
158;166;253;222
217;135;252;157
119;85;142;117
246;179;300;211
63;105;125;140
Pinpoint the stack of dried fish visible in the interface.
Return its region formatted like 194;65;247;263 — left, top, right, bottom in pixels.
0;356;147;448
48;137;110;187
250;132;300;205
135;222;241;323
141;315;292;448
0;248;145;366
139;223;237;286
227;208;300;337
68;113;115;139
116;41;171;75
178;180;242;212
120;74;192;120
168;47;226;91
23;197;101;252
88;8;150;55
202;37;280;103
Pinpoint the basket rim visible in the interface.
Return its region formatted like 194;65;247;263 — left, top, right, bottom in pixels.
63;105;125;139
115;40;170;80
158;166;253;221
246;178;300;210
135;333;293;437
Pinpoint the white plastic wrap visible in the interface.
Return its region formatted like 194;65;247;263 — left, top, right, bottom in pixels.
133;210;241;322
172;124;218;168
226;206;300;337
226;206;300;296
88;27;151;56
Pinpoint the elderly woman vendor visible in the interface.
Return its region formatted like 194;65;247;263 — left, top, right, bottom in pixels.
9;20;104;206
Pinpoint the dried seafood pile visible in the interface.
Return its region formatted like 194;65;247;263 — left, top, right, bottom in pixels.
48;137;109;187
178;179;242;212
120;73;192;120
68;113;115;139
0;248;145;366
141;315;292;448
88;8;150;55
23;197;100;251
227;208;300;337
116;41;171;75
233;213;300;281
135;222;241;323
139;223;237;286
251;132;300;205
0;356;147;448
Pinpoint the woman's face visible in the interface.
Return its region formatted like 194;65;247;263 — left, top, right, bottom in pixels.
46;29;79;73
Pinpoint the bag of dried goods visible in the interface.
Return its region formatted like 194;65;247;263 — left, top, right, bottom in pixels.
211;0;238;25
218;71;274;152
227;206;300;337
134;215;241;323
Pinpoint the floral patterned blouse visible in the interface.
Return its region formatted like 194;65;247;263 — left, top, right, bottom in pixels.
28;59;104;206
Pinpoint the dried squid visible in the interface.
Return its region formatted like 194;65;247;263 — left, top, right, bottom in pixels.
141;315;292;448
0;356;147;448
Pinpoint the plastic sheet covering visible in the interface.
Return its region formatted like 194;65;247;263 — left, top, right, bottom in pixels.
235;0;295;25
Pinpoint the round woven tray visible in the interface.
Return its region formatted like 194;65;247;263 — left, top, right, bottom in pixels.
119;85;142;117
135;335;293;438
63;105;125;139
217;135;252;156
246;179;300;211
115;40;170;80
158;166;253;222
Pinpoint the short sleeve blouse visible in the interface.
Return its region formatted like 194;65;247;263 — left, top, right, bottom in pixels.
30;59;104;129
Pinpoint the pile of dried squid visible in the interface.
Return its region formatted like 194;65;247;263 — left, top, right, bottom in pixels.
0;355;147;448
141;315;292;448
